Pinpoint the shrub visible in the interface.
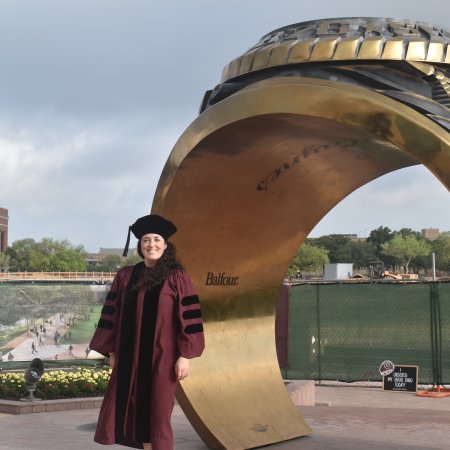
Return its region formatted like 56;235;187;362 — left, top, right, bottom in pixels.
0;368;111;401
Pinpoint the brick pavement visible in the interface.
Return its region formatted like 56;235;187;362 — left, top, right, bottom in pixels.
0;384;449;449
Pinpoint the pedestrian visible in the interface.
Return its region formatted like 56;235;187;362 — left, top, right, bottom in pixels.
43;326;46;335
89;214;205;450
31;342;38;354
85;347;90;358
68;344;74;356
39;335;44;346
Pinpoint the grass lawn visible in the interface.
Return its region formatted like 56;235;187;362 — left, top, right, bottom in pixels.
0;325;28;351
63;305;103;344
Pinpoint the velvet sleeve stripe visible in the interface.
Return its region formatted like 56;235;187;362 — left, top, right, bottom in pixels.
105;291;117;301
101;305;115;315
98;319;114;330
181;295;200;306
184;323;204;334
182;308;202;320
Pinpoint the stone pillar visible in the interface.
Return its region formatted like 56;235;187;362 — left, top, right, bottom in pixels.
0;207;9;252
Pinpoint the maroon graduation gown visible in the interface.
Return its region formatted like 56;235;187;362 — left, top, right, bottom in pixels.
89;263;205;450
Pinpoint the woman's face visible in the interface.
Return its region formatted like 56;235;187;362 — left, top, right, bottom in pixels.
140;233;167;267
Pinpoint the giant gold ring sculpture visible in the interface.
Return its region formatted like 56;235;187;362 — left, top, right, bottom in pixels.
152;18;450;449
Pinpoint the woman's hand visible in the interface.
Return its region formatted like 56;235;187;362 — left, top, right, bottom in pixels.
175;356;190;381
109;352;115;369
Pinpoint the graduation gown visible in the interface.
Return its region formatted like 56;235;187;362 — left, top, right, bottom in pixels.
89;263;205;450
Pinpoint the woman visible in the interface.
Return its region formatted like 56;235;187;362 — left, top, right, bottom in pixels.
89;214;205;450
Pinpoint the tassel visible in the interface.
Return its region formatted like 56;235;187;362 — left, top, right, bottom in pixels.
122;226;132;257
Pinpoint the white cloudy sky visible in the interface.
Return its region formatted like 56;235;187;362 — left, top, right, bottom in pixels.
0;0;449;252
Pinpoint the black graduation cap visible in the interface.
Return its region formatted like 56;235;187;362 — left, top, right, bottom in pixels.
122;214;177;257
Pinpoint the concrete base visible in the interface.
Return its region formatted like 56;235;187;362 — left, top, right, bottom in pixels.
0;397;103;414
285;380;315;406
0;380;315;414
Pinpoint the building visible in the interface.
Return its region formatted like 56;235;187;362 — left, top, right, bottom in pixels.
85;247;139;269
98;248;126;257
324;263;353;280
421;228;440;241
0;207;8;252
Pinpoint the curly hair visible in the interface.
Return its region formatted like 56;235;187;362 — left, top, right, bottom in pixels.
133;241;184;290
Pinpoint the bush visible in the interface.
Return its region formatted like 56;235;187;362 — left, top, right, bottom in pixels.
0;368;111;400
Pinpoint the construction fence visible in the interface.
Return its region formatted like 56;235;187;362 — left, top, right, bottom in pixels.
280;281;450;384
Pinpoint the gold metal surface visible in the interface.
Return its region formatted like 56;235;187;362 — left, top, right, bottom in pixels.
357;36;383;59
269;41;295;66
252;45;275;70
382;38;405;59
309;37;339;60
152;76;450;449
405;40;427;60
151;16;450;450
288;39;314;63
334;37;360;59
427;42;445;62
221;18;450;82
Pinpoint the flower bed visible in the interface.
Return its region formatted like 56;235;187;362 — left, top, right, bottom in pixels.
0;368;111;400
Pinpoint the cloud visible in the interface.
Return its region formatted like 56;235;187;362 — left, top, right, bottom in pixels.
0;1;449;251
310;166;450;237
1;111;185;250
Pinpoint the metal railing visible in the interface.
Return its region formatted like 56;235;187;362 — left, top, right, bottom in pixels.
0;271;116;283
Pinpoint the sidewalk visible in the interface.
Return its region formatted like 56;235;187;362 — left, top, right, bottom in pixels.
1;316;91;362
0;384;449;449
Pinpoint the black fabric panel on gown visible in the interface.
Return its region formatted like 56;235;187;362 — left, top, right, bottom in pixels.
181;295;199;306
101;305;115;315
182;308;202;320
97;318;114;330
115;263;143;444
135;282;162;443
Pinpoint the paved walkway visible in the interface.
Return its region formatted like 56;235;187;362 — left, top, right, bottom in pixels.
0;384;449;449
1;316;95;362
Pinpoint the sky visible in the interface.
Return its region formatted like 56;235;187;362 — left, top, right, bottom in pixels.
0;0;449;252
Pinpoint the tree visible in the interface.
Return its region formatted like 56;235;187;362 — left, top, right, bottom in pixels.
126;254;142;266
433;232;450;271
91;253;142;272
366;226;396;267
96;254;124;272
367;226;394;247
288;243;329;277
6;238;36;271
397;228;421;239
381;234;431;273
0;252;10;271
346;240;377;270
307;234;351;263
6;238;87;271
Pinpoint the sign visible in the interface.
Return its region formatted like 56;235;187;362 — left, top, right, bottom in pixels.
383;365;419;392
379;360;395;376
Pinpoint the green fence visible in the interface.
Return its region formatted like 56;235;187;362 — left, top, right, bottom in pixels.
286;281;450;384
